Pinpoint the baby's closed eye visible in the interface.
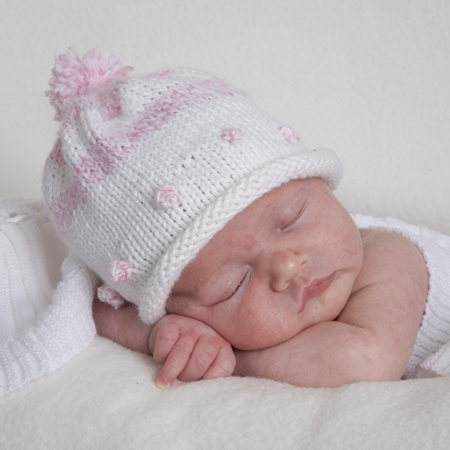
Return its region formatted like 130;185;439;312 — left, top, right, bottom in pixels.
279;205;305;231
223;271;249;301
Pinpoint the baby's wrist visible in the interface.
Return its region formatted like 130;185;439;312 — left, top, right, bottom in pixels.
93;297;153;355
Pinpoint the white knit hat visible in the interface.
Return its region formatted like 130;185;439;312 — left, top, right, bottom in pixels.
42;48;342;325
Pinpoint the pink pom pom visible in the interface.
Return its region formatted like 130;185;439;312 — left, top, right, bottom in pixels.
46;47;133;122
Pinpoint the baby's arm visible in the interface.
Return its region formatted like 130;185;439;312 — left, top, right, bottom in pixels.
234;230;428;387
93;299;236;388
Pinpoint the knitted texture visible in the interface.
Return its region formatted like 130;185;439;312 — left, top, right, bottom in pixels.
352;214;450;379
42;48;342;325
0;200;97;397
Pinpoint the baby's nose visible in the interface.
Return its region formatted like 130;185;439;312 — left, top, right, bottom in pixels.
270;250;308;292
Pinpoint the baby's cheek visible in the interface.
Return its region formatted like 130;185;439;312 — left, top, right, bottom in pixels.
227;312;286;351
221;316;260;350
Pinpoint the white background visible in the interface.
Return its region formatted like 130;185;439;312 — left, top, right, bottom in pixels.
1;0;449;232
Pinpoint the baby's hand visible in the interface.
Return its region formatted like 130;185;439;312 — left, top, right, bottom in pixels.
148;314;236;389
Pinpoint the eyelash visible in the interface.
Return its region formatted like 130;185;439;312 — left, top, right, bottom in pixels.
227;271;249;300
280;205;304;230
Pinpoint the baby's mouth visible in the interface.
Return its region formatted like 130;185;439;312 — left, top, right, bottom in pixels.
300;272;336;310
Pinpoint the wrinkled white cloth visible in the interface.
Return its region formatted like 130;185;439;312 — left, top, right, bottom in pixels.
353;214;450;379
0;200;98;397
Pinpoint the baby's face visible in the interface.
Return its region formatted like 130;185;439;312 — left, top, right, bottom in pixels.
168;178;363;350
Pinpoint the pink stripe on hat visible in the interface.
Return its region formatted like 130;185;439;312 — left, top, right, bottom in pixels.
46;71;243;233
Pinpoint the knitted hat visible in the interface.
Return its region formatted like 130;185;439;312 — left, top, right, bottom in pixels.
42;48;342;325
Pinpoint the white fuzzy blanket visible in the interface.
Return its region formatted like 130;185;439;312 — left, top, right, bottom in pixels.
2;336;450;450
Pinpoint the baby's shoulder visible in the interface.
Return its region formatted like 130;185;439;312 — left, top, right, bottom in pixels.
354;229;428;294
359;228;418;252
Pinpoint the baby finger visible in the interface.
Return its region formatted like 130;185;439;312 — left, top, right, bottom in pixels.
176;338;219;382
201;345;236;380
154;332;197;389
151;321;181;364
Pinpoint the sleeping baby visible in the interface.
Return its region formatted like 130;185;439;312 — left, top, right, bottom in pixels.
41;48;450;390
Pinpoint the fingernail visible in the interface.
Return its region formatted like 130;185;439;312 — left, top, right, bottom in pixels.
155;378;171;390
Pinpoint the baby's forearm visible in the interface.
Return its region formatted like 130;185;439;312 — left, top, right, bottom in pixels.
93;297;152;355
233;321;406;388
